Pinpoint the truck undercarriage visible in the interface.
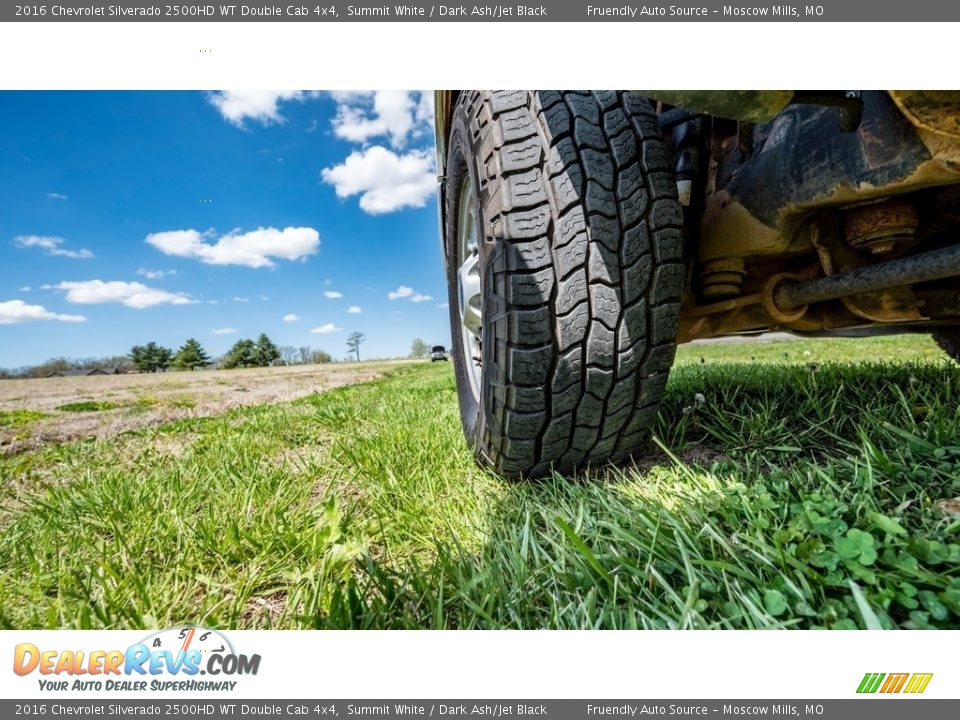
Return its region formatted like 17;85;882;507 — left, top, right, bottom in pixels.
434;90;960;477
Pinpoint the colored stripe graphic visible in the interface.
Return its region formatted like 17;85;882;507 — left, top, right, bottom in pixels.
904;673;934;694
880;673;909;693
857;673;885;693
857;672;932;694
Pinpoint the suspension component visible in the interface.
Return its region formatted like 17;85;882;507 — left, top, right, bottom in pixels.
774;243;960;311
700;257;747;299
844;197;919;255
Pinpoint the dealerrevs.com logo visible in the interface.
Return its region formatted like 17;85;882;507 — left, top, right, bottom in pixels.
13;626;260;692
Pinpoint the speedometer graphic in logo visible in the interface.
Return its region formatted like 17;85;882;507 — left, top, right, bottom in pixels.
142;626;233;659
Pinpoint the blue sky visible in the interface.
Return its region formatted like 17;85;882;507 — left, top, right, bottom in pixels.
0;90;449;367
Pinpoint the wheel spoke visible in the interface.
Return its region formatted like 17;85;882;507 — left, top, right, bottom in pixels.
455;175;483;401
458;252;482;339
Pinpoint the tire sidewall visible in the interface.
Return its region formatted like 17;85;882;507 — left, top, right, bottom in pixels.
444;117;488;447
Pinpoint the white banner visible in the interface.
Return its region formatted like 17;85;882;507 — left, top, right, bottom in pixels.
1;629;954;699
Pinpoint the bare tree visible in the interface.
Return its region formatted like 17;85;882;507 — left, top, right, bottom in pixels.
410;338;429;358
346;332;366;362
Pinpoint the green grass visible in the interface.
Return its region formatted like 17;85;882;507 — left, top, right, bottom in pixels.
1;335;958;629
56;401;119;413
52;396;195;413
674;333;945;367
0;410;47;428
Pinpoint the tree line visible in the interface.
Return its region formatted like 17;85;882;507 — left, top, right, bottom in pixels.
0;331;440;379
0;334;338;378
128;334;330;372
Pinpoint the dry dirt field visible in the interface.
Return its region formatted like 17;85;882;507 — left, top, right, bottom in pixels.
0;360;416;453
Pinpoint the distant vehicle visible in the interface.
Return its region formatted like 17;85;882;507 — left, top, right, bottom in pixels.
431;345;448;362
435;90;960;478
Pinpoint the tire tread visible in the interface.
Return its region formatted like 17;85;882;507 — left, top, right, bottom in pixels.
453;90;684;477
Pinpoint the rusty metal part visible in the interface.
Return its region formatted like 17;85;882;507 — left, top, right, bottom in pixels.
680;242;960;342
845;198;919;255
762;273;810;324
698;91;960;267
700;257;746;299
811;218;923;323
774;244;960;312
680;266;820;343
642;91;795;123
889;91;960;140
791;91;864;133
678;297;773;344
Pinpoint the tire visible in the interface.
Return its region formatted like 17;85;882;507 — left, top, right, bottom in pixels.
444;90;685;478
934;329;960;361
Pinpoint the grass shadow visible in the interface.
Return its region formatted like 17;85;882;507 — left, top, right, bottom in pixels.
328;359;960;630
1;355;958;630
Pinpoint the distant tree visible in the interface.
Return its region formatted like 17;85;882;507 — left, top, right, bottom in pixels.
172;338;212;371
410;338;429;358
346;332;366;362
252;333;281;367
298;346;312;364
129;345;149;372
96;355;134;373
6;355;133;379
221;338;256;369
29;357;72;378
310;349;332;364
154;345;173;373
129;342;173;373
280;346;298;366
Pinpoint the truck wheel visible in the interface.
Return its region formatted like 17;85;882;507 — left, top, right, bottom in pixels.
934;329;960;361
444;91;684;478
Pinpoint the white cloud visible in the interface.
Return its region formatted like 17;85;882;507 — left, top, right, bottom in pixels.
415;92;435;128
207;300;219;305
207;90;319;128
47;192;68;200
282;313;301;323
389;285;433;303
19;286;31;292
212;327;238;335
53;280;195;309
310;323;342;334
321;146;435;214
388;285;414;300
0;299;86;325
331;91;434;148
346;305;362;314
146;226;320;268
14;235;93;259
233;297;249;303
137;268;177;280
438;302;449;309
323;290;343;299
